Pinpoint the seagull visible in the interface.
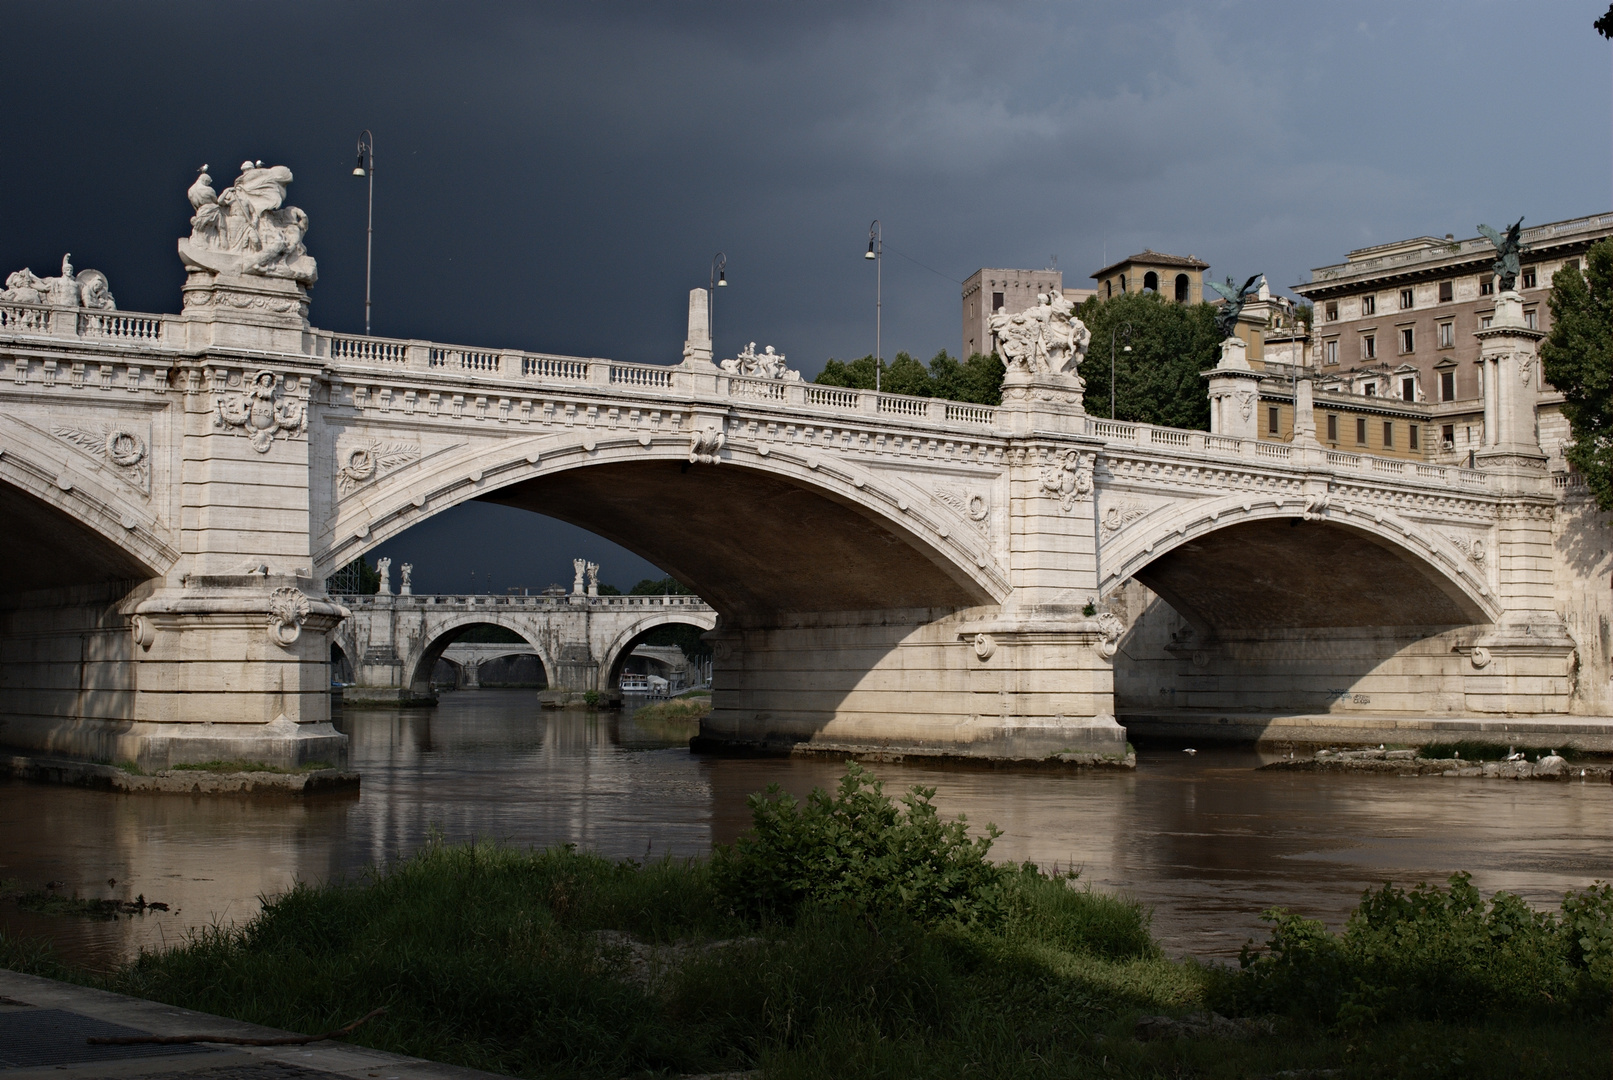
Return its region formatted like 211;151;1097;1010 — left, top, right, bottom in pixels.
1183;748;1197;756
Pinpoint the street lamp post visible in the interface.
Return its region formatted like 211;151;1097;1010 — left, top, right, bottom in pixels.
709;252;727;355
865;220;882;393
1110;322;1133;419
352;130;375;335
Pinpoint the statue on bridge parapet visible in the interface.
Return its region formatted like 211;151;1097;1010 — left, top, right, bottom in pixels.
400;563;413;595
586;561;600;597
572;558;587;596
1209;274;1263;339
0;253;116;309
988;290;1090;382
181;162;317;285
721;342;801;381
375;557;392;596
1478;218;1528;293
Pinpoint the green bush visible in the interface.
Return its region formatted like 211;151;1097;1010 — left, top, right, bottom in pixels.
711;762;1010;927
1228;873;1613;1026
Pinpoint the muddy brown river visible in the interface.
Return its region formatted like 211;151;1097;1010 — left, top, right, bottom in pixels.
4;689;1609;969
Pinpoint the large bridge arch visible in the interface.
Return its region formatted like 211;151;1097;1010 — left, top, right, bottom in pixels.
315;427;1007;623
1099;493;1498;635
0;419;177;593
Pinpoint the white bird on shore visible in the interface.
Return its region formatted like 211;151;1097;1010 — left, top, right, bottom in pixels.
1183;748;1197;756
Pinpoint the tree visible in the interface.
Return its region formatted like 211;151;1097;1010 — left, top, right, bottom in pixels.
1077;291;1221;429
630;576;693;596
1540;239;1613;510
814;350;1005;405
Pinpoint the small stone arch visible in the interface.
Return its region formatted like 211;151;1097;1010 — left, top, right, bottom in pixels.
1174;274;1189;303
407;616;555;698
599;609;721;691
1143;271;1159;293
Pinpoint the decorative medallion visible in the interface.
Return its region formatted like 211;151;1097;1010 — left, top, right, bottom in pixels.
216;369;307;452
52;425;149;490
1038;449;1094;511
336;441;421;495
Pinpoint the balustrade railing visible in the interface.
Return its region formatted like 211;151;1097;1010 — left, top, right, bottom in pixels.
729;376;786;401
0;303;51;333
1088;419;1136;441
945;403;995;425
1205;434;1243;453
331;334;408;363
81;312;163;341
1255;442;1291;461
877;393;928;418
522;355;589;381
610;363;674;389
805;386;859;409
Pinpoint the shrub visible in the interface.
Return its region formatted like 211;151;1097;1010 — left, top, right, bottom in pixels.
1229;873;1613;1026
711;762;1010;928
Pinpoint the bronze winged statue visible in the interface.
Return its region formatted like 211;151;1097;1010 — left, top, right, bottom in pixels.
1208;274;1263;339
1477;218;1527;292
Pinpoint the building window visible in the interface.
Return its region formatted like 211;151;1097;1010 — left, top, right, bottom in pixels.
1383;421;1394;448
1356;417;1368;445
1480;315;1493;329
1480;277;1494;296
1409;425;1420;451
1175;274;1189;302
1400;327;1415;353
1119;274;1127;293
1143;271;1158;293
1268;406;1280;435
1361;294;1376;316
1324;339;1339;365
1438;280;1454;303
1401;376;1416;401
1438;321;1454;348
1363;334;1376;359
1442;424;1455;449
1364;383;1376;397
1105;280;1112;299
1522;267;1537;289
1440;370;1455;401
1524;308;1538;330
1327;414;1338;442
1400;288;1414;310
992;291;1005;311
1325;301;1338;321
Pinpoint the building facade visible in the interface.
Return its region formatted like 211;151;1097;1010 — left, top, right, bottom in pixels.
960;267;1067;359
1292;212;1613;466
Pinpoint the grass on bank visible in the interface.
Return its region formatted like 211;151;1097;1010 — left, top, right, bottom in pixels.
2;763;1608;1080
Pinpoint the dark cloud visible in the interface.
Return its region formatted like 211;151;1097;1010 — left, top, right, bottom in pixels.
3;1;1607;593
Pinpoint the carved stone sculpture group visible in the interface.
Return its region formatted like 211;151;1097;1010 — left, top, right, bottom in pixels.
181;162;317;285
987;291;1090;381
0;254;116;309
721;342;800;381
215;369;308;452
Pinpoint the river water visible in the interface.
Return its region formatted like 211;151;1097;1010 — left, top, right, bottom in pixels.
4;689;1609;970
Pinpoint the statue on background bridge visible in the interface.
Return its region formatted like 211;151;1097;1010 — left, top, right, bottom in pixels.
180;162;317;285
400;563;413;595
586;562;600;597
376;557;392;596
721;342;800;380
572;559;587;596
0;253;116;309
1478;218;1527;293
1209;274;1263;339
988;290;1090;381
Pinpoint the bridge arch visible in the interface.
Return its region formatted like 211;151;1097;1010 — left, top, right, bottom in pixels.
317;427;1007;624
1099;493;1499;635
598;608;720;691
404;613;557;697
0;419;177;593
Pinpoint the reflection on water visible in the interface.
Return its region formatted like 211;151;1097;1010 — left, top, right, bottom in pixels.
2;689;1608;968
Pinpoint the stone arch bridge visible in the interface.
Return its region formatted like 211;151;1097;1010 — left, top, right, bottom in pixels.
0;162;1605;769
331;591;716;702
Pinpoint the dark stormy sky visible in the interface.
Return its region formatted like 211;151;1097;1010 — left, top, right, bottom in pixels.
4;2;1609;594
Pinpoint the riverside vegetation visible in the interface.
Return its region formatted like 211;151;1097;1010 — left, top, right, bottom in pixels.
1;763;1608;1079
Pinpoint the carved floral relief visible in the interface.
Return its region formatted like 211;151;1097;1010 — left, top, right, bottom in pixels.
933;488;990;530
336;441;421;495
267;586;311;647
51;424;149;490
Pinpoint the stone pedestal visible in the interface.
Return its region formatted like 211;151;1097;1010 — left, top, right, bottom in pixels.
1205;338;1263;439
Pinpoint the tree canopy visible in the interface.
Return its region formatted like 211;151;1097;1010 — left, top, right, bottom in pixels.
1540;239;1613;510
1077;292;1221;430
815;350;1006;405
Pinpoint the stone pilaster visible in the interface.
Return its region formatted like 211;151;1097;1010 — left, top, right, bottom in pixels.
1204;337;1263;439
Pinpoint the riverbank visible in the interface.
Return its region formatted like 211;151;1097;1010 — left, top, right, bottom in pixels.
2;767;1607;1079
1262;745;1613;781
0;753;359;795
1124;710;1613;752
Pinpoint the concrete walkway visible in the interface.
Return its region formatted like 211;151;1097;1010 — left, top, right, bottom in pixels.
0;970;498;1080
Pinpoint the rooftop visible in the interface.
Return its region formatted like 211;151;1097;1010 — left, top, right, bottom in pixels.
1090;249;1209;279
